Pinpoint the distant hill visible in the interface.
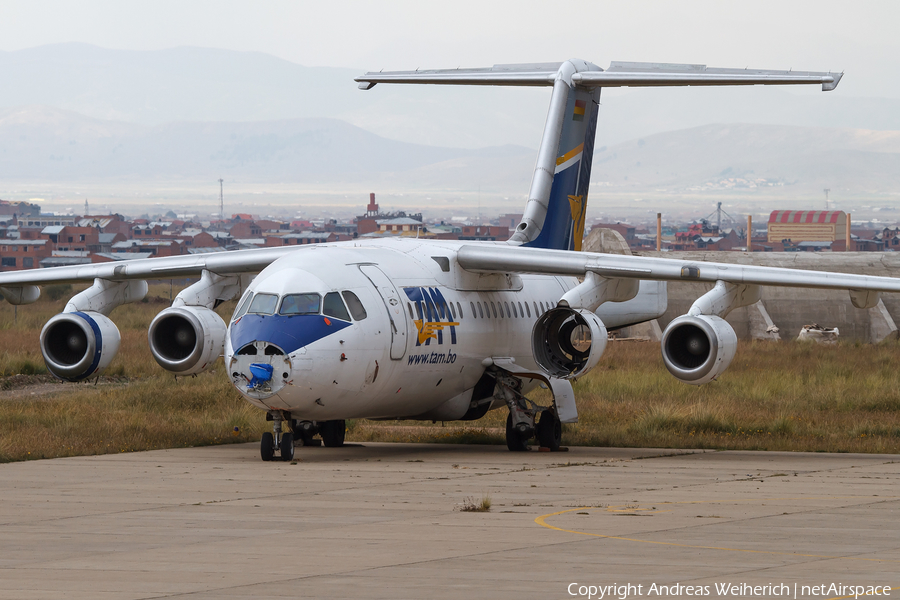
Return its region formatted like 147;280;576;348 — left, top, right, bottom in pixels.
0;43;550;149
0;105;534;188
3;106;900;197
591;123;900;194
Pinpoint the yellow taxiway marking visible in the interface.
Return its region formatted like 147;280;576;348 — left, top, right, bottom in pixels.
535;497;899;564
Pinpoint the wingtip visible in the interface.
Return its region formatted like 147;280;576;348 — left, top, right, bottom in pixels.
823;72;843;92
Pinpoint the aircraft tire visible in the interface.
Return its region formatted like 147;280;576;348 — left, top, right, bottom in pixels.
279;432;294;461
293;420;318;446
537;410;562;451
260;432;275;461
321;420;346;448
505;414;529;452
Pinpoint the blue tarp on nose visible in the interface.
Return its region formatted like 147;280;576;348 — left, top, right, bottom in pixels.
247;363;274;389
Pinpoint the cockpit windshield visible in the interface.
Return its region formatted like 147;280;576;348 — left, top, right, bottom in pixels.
247;293;278;315
279;293;321;315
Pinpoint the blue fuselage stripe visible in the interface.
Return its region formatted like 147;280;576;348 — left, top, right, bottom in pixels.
230;314;351;354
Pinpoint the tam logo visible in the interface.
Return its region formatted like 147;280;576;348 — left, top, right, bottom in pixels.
403;287;458;346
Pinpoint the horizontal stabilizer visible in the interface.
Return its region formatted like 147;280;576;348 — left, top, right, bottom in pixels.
356;60;842;91
581;62;842;91
356;63;562;88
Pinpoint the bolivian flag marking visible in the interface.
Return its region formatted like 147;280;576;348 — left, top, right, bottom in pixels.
573;99;586;122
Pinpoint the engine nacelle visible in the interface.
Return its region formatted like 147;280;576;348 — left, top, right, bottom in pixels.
661;314;737;385
40;311;121;381
532;307;607;379
148;306;226;375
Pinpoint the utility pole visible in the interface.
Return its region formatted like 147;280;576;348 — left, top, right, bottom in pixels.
656;213;662;251
824;188;830;210
747;214;753;252
218;179;225;222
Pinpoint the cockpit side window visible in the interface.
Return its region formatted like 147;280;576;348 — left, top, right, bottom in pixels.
323;292;351;321
248;293;278;315
342;291;367;321
279;293;321;315
233;291;253;321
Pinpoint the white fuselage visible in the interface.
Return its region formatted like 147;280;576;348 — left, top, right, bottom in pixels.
224;238;664;421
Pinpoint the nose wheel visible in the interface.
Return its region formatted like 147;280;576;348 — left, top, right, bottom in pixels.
260;411;295;462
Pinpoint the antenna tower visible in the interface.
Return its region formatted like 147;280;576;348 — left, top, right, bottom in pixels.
824;188;830;210
702;202;736;232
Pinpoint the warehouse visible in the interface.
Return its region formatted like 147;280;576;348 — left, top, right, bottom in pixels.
767;210;848;248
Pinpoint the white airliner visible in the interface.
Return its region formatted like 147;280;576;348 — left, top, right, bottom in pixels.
2;59;894;461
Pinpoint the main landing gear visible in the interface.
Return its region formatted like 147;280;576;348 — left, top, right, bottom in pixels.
260;411;346;461
495;372;563;452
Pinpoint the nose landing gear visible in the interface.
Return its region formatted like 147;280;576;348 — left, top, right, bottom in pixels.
260;411;294;462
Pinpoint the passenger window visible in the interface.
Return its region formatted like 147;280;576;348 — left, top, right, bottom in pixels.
323;292;351;321
525;302;531;318
505;301;512;318
449;302;456;320
279;293;321;315
498;302;505;318
457;302;462;319
533;302;538;316
490;302;498;318
539;302;545;313
416;303;423;320
470;301;477;318
477;302;484;319
248;293;278;315
342;291;367;321
408;303;414;320
233;291;253;321
511;302;518;318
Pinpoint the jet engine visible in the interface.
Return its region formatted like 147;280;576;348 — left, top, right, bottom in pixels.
40;311;121;381
660;314;737;385
148;306;227;375
532;307;607;379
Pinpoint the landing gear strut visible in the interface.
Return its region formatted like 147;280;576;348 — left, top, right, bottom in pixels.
495;371;563;452
261;411;294;462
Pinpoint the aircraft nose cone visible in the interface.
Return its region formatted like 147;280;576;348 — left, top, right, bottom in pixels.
229;341;292;399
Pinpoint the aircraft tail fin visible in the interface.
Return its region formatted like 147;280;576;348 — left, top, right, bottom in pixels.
357;60;841;251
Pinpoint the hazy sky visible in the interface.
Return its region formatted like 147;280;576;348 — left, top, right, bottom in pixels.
3;0;900;98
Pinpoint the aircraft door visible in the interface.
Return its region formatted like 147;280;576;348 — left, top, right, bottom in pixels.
359;264;408;360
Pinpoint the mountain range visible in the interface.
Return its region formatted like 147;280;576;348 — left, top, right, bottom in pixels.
2;44;900;198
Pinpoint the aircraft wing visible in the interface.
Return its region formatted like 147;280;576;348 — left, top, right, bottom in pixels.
457;245;900;294
356;61;842;91
0;246;297;288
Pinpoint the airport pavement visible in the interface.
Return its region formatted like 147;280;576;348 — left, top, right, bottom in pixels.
0;443;897;600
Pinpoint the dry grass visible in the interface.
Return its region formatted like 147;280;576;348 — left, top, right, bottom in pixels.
459;495;492;512
348;340;900;454
1;283;899;461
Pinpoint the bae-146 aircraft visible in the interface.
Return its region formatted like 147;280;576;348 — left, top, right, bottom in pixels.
2;59;895;461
